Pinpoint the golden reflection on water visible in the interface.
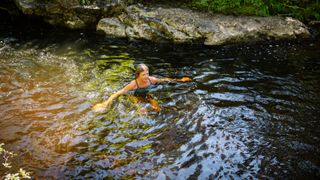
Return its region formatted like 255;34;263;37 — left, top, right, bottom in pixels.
0;45;164;177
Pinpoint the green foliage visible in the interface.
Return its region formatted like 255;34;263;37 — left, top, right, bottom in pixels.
78;0;94;5
267;0;320;21
0;143;31;180
78;0;138;5
4;169;31;180
191;0;268;16
190;0;320;21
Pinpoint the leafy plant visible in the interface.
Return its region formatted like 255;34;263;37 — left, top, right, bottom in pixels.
190;0;320;21
79;0;95;5
0;143;31;180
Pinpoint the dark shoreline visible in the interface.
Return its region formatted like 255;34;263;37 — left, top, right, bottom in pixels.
1;5;319;49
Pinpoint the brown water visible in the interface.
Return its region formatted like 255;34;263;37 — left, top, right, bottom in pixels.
0;16;320;179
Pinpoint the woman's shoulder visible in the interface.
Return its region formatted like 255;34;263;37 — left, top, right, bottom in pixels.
123;80;137;91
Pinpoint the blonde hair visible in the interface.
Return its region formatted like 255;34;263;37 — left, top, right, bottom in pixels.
135;64;149;78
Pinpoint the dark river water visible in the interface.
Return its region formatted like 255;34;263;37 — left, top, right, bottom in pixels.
0;15;319;179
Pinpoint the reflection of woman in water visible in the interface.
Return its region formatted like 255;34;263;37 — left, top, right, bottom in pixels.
93;64;192;113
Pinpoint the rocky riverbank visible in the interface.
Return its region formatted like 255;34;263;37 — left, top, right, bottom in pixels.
7;0;312;45
97;5;310;45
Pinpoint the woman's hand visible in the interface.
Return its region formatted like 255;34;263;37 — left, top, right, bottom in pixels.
180;77;192;82
92;101;111;112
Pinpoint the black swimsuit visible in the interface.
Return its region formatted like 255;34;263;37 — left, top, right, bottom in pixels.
134;78;155;98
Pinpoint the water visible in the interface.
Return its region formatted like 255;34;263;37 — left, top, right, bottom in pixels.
0;15;319;179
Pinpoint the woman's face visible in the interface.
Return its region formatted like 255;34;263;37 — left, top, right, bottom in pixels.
138;69;149;80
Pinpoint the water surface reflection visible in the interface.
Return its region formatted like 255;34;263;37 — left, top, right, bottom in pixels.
0;20;319;179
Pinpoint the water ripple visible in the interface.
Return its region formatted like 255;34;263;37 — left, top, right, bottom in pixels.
1;31;319;179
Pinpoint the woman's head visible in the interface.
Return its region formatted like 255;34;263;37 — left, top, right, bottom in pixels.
135;64;149;79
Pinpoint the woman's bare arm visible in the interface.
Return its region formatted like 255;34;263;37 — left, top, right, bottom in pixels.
150;76;192;83
92;80;136;110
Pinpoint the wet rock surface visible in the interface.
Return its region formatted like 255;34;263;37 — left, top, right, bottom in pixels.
10;1;311;45
97;5;310;45
13;0;127;29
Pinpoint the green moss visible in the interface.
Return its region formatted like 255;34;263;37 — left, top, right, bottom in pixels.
190;0;320;21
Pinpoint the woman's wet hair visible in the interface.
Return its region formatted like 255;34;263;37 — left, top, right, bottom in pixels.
135;64;149;78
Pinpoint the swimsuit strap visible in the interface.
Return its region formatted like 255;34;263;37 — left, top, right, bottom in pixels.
135;79;140;88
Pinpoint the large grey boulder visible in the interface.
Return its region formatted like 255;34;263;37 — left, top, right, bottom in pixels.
97;5;310;45
12;0;311;45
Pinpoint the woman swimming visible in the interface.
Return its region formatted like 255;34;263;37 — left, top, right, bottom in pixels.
92;64;192;112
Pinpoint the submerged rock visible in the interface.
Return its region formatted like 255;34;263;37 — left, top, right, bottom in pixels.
97;5;310;45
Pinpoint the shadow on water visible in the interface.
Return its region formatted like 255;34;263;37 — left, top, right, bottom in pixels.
0;12;320;179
